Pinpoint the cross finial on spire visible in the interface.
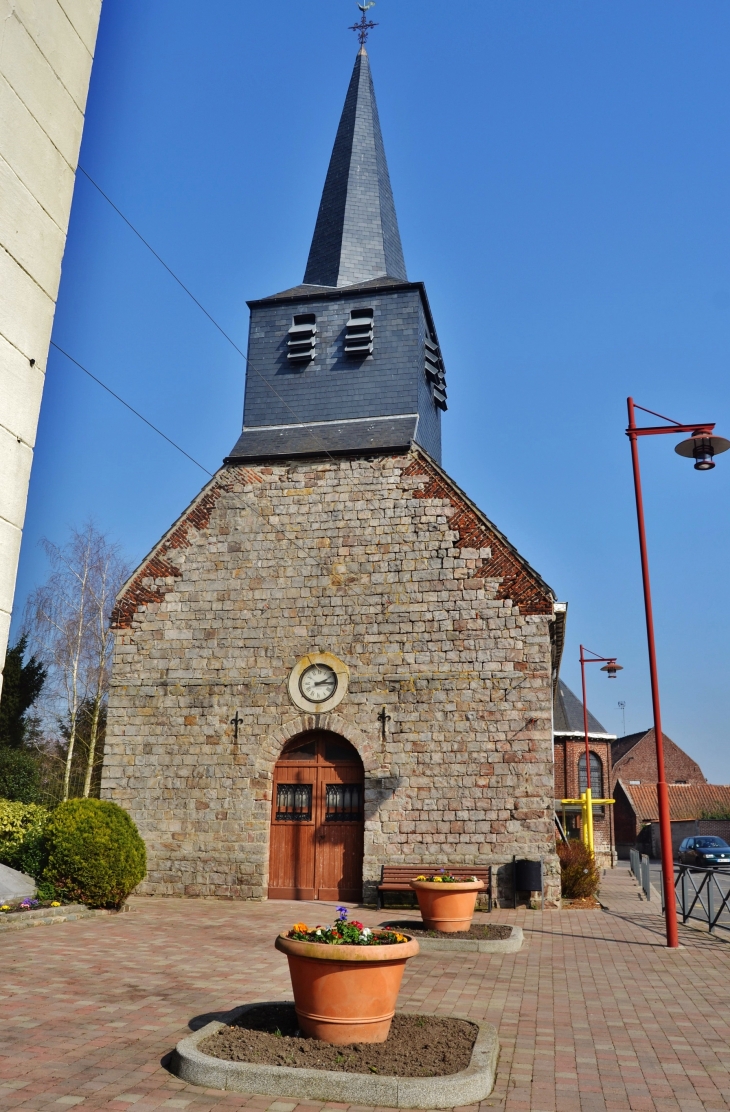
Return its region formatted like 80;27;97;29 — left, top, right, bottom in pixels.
349;1;378;48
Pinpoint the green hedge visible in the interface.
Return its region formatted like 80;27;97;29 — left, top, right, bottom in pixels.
0;799;50;877
44;799;146;909
0;749;41;803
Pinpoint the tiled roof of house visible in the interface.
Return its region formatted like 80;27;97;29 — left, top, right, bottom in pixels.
553;679;615;737
619;781;730;822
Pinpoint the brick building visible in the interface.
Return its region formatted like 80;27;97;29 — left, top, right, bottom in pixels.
611;728;711;857
102;46;564;906
553;679;615;864
614;781;730;859
611;728;705;789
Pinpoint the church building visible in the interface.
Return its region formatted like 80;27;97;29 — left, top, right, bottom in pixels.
102;42;565;906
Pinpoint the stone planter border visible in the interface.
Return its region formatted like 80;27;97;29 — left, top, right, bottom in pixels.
0;904;130;933
172;1002;499;1108
384;922;524;954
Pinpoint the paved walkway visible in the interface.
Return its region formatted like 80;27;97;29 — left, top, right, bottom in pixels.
2;865;729;1112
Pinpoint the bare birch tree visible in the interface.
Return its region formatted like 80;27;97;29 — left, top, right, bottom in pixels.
24;524;128;800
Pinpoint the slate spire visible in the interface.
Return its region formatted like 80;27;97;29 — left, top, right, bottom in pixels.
303;47;407;288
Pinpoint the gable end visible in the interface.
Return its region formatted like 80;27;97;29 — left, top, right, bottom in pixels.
111;471;258;630
402;452;554;615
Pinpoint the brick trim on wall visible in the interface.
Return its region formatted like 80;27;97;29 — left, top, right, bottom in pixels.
402;453;554;615
111;471;256;629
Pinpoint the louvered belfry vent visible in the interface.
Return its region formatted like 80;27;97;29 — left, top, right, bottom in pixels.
425;338;447;410
344;307;374;357
287;313;317;362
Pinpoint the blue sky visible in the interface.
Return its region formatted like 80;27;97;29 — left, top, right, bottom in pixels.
15;1;730;779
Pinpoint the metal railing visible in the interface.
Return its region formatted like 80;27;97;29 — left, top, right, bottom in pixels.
661;864;730;935
629;848;651;900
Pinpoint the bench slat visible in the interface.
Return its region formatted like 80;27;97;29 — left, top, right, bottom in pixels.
375;864;492;909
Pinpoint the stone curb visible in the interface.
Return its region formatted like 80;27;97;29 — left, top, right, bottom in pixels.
172;1002;499;1108
0;904;130;933
384;924;523;954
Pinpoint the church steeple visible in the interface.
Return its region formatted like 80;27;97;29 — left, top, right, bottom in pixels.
303;48;407;288
228;36;447;467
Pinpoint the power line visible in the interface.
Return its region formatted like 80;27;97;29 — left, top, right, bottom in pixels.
50;341;214;477
77;165;344;467
77;166;249;363
49;341;324;568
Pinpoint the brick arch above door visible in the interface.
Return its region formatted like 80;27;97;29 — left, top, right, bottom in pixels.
257;712;384;780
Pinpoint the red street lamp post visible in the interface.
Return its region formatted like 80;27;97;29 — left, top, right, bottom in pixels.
626;398;730;948
579;646;622;851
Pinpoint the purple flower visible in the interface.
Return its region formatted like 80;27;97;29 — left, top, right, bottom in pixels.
336;906;348;921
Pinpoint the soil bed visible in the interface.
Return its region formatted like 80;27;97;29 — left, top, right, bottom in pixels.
198;1004;477;1077
0;899;69;915
561;896;601;910
384;919;513;941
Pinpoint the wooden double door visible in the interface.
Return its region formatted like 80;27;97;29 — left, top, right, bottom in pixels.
268;731;364;901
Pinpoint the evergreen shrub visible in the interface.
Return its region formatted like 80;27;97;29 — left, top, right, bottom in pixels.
44;799;146;908
0;798;50;876
556;839;600;899
0;748;41;803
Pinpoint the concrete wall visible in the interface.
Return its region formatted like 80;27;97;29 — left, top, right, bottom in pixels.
103;447;561;905
0;0;102;691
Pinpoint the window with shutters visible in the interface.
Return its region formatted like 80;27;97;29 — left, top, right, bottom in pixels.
344;307;374;357
424;337;447;410
578;752;603;797
287;314;317;362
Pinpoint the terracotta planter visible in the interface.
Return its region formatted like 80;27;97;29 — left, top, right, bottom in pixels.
409;879;485;932
275;932;419;1044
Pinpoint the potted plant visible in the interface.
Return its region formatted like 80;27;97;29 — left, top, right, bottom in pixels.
409;869;485;932
275;907;419;1044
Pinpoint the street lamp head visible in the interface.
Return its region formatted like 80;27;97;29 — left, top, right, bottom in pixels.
675;430;730;471
601;659;622;679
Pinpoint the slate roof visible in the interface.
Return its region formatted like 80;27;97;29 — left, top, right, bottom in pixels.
303;48;407;288
553;679;614;737
252;277;410;304
619;781;730;822
227;415;419;463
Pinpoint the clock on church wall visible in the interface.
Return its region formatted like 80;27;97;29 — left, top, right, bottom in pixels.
287;652;350;714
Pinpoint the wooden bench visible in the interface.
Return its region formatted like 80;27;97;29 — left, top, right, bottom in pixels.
376;865;492;910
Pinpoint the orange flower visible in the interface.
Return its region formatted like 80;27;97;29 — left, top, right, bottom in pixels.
290;922;309;933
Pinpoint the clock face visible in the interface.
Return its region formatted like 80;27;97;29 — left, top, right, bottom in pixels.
299;663;338;704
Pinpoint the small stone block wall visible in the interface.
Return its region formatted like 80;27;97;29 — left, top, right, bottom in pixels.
103;449;560;905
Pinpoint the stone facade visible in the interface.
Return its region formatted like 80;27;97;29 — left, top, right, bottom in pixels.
0;0;103;691
103;447;562;905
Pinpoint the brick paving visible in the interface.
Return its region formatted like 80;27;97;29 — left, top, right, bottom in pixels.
2;864;729;1112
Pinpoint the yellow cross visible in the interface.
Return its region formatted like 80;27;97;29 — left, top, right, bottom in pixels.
560;790;615;853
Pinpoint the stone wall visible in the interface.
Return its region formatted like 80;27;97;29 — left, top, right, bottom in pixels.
103;448;561;904
0;0;102;691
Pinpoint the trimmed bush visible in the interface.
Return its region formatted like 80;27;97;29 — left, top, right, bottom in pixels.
44;799;146;909
556;839;600;899
0;748;41;803
0;798;50;876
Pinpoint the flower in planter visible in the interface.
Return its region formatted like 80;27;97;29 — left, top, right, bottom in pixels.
50;902;61;907
413;871;479;883
0;905;10;912
288;907;408;946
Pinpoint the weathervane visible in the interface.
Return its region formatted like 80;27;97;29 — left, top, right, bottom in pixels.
350;1;378;47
